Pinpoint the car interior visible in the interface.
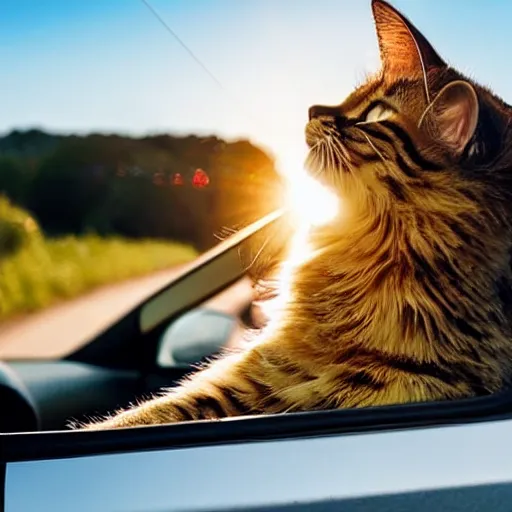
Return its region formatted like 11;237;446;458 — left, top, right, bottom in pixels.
2;207;512;444
0;209;283;433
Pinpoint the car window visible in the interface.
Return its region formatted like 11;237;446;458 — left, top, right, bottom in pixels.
2;1;507;364
1;0;345;361
0;2;294;359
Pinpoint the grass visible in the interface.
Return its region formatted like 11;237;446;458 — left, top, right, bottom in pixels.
0;234;197;321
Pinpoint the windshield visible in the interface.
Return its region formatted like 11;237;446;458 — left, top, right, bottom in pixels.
1;1;503;360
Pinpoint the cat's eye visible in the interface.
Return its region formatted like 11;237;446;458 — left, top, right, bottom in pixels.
363;103;394;123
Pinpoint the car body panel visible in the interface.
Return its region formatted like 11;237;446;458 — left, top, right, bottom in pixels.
5;418;512;511
2;208;512;511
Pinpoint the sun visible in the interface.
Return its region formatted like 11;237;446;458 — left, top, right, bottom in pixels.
279;148;341;237
278;151;341;268
285;169;339;228
280;156;341;270
278;149;340;230
252;154;341;335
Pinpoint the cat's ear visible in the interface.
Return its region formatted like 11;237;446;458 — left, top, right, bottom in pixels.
371;0;446;79
420;80;479;156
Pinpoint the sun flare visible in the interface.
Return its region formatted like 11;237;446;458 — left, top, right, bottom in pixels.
253;157;341;335
281;157;340;266
285;169;340;229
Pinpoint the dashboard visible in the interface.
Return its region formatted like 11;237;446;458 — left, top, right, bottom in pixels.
0;360;141;432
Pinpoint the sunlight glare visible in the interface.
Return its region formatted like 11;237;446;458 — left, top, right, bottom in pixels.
280;152;340;267
252;153;341;337
285;169;339;229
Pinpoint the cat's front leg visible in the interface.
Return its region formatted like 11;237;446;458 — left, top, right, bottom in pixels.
79;342;308;430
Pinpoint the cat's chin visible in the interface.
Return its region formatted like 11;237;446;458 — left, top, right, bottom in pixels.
312;171;339;192
303;158;343;193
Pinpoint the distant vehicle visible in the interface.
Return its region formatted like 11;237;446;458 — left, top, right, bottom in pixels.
1;209;512;512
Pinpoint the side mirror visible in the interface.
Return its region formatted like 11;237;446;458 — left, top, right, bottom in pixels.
156;308;238;367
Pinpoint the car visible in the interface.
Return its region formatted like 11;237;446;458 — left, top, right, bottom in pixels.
2;208;512;512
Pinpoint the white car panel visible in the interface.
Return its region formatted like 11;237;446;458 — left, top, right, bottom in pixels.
5;418;512;511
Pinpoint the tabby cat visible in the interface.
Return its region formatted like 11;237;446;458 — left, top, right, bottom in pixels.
80;0;512;429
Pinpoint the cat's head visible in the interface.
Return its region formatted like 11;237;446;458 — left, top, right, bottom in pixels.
305;0;512;221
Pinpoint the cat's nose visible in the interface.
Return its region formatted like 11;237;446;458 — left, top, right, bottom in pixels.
308;105;336;120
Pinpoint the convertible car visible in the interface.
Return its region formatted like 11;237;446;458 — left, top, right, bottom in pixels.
1;209;512;511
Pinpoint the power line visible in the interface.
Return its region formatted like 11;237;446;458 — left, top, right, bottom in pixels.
139;0;227;92
139;0;265;127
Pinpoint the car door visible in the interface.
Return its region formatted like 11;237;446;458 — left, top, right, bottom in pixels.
3;210;512;511
4;409;512;512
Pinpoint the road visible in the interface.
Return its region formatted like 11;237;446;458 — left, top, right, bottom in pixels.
0;263;253;360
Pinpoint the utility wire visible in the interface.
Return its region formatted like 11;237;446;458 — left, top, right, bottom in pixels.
139;0;227;92
139;0;262;126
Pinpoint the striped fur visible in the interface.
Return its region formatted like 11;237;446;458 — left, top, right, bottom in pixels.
81;0;512;429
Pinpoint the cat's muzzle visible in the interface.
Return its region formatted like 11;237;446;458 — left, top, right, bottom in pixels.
305;119;327;148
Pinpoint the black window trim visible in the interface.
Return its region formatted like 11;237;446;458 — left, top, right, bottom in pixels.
2;388;512;463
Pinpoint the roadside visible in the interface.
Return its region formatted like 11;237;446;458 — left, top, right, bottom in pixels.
0;264;253;360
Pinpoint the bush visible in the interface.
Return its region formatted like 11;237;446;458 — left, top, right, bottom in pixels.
0;196;41;257
0;197;198;321
0;233;197;320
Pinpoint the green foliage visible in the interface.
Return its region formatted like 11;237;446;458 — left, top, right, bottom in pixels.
0;128;282;319
0;196;41;257
0;233;197;321
0;156;32;204
0;129;282;250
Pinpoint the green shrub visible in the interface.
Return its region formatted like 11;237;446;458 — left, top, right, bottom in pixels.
0;232;197;321
0;196;198;321
0;196;41;257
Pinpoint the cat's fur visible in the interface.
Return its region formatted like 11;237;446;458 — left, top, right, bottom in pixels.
80;0;512;429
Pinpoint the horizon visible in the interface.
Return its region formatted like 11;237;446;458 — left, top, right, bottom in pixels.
4;0;512;170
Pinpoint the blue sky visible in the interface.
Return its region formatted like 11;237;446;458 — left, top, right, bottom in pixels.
2;0;512;171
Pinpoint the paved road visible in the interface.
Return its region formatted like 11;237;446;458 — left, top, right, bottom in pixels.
0;263;253;360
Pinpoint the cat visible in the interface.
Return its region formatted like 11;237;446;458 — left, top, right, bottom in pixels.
79;0;512;429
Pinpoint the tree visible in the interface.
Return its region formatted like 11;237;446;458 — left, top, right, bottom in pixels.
0;129;284;250
0;156;30;204
28;139;110;235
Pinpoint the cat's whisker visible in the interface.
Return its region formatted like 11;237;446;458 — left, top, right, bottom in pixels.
305;150;323;180
331;138;349;169
319;143;327;175
243;234;273;272
326;140;339;170
329;137;352;180
325;137;336;170
322;126;353;172
338;140;353;166
355;126;390;170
